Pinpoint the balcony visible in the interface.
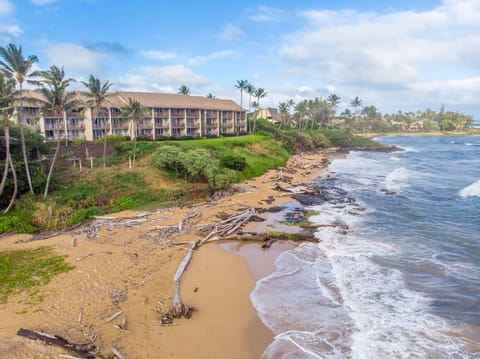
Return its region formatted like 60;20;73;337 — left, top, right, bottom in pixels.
137;122;152;130
67;124;85;130
92;123;108;129
44;123;65;131
205;121;218;127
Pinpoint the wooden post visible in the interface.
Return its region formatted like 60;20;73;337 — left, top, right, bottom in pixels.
88;156;94;168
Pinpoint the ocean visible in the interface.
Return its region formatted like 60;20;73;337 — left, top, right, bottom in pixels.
251;135;480;358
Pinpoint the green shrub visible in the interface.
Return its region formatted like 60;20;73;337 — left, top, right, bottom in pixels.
0;215;36;234
66;207;105;226
110;195;137;211
221;153;247;171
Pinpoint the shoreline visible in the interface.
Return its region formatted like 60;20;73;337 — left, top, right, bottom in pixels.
0;150;334;358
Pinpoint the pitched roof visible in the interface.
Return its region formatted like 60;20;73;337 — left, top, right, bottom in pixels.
113;91;243;111
19;90;244;112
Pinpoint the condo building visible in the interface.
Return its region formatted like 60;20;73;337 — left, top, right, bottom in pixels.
19;91;247;141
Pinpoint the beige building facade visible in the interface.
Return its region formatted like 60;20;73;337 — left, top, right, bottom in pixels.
19;91;247;141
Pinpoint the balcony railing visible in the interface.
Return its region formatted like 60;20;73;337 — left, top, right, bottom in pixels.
44;124;65;130
137;123;152;130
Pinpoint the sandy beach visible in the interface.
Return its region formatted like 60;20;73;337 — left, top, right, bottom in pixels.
0;150;332;358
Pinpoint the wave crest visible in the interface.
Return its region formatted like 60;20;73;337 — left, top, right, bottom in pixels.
459;180;480;198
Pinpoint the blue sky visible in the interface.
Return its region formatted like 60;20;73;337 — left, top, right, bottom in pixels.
1;0;480;118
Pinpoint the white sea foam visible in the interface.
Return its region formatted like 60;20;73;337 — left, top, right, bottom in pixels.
389;156;401;161
385;167;411;191
309;200;471;358
459;180;480;198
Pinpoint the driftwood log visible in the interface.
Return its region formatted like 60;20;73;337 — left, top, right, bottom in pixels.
166;208;257;323
17;328;96;358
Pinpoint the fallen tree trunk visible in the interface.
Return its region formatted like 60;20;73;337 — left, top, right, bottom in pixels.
17;328;96;358
171;244;194;318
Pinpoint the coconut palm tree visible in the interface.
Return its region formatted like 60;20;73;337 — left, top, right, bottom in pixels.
0;71;17;212
121;98;147;167
0;43;39;194
81;75;113;168
252;88;267;132
254;88;267;109
246;83;255;112
37;65;77;198
178;85;190;95
235;80;248;110
350;96;362;119
278;101;289;129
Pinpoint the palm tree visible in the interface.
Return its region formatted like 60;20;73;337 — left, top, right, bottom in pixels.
235;80;248;110
81;75;113;168
121;98;147;167
178;85;190;95
350;96;362;119
0;71;17;212
37;65;77;198
252;88;267;132
0;43;39;194
278;101;289;129
246;83;255;112
254;87;267;109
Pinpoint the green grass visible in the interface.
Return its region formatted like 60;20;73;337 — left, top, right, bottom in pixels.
0;246;74;303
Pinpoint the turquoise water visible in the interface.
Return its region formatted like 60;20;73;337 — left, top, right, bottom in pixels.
252;135;480;358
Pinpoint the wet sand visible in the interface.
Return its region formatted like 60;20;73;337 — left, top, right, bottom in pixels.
0;151;331;358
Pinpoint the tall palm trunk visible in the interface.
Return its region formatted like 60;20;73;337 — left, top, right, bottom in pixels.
132;121;137;167
18;82;34;194
4;150;17;213
103;131;108;168
43;137;60;199
0;125;10;196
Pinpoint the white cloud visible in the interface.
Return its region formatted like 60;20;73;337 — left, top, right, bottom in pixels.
277;0;480;114
219;23;244;42
142;50;177;61
0;0;12;15
45;43;107;73
30;0;58;5
248;6;285;22
0;24;21;38
188;50;237;66
117;65;209;93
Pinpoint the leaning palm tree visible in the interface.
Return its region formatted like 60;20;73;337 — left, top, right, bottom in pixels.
0;43;39;194
0;71;17;212
121;98;147;167
178;85;190;95
37;65;77;198
81;75;113;168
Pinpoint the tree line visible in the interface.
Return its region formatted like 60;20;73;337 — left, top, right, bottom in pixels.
0;43;152;212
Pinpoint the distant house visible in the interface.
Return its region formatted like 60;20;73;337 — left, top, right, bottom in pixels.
253;108;283;125
16;91;247;141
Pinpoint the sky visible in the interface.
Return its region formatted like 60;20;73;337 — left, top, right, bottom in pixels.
1;0;480;119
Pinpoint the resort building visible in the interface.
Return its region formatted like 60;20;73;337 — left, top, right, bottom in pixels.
18;91;247;141
253;108;283;125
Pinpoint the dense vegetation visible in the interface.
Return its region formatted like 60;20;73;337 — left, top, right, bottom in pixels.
0;120;379;233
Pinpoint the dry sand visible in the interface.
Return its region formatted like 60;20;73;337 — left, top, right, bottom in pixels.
0;150;332;358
